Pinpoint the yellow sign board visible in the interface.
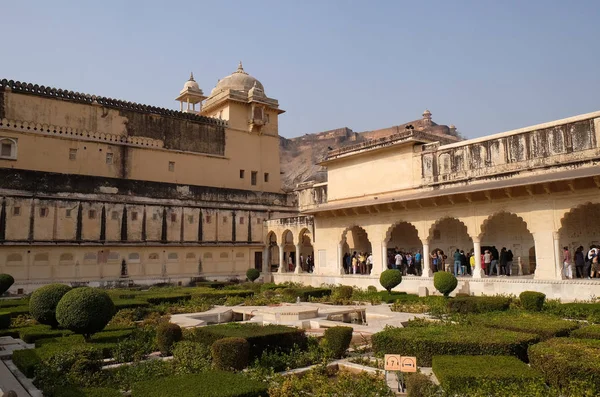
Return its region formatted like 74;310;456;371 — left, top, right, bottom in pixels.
400;356;417;372
384;354;401;371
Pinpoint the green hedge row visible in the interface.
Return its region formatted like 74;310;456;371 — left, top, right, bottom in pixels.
112;299;150;310
432;355;546;396
19;324;73;343
187;323;307;360
372;325;539;366
282;287;331;301
0;298;28;308
192;290;255;300
54;388;123;397
547;302;600;321
131;371;268;397
0;305;30;317
529;337;600;394
470;312;579;340
571;325;600;339
447;296;511;314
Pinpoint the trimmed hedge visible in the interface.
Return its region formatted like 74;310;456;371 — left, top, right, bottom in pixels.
0;297;28;308
547;302;600;322
0;305;30;317
571;325;600;339
54;387;123;397
56;287;116;340
519;291;546;312
156;322;182;355
372;325;539;366
112;299;150;310
145;293;191;305
187;323;307;360
529;337;600;394
19;324;73;343
432;355;546;396
0;273;15;295
0;312;10;329
380;269;402;293
447;296;511;314
192;290;255;300
471;312;579;340
433;271;457;297
29;284;72;328
322;326;353;358
246;268;260;282
131;371;268;397
281;287;331;302
211;337;249;371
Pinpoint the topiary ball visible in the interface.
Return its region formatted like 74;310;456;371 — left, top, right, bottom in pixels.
246;268;260;283
56;287;115;341
156;322;183;355
29;284;72;328
519;291;546;312
433;271;458;297
0;274;15;295
211;337;249;371
380;269;402;293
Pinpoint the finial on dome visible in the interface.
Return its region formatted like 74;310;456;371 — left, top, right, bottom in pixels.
238;61;244;72
189;72;195;82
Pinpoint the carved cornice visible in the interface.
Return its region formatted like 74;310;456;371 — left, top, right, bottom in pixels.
0;78;227;127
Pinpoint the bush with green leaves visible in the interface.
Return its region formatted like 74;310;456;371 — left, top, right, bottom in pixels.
55;287;116;341
470;312;579;340
379;269;402;293
405;372;442;397
433;355;546;396
0;312;10;329
172;341;212;374
322;326;353;358
570;324;600;339
545;302;600;322
30;284;72;328
156;322;182;355
332;285;354;302
372;325;539;366
245;268;260;282
447;296;511;314
211;337;249;371
529;337;600;395
250;337;328;372
520;291;546;312
433;271;457;297
0;273;15;295
113;329;156;363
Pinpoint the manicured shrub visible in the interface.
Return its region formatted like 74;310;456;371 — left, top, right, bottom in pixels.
281;287;331;302
471;312;579;340
519;291;546;312
156;322;183;355
54;388;123;397
529;337;600;394
380;269;402;293
192;289;255;300
571;324;600;339
433;271;457;297
432;355;546;396
546;302;600;322
322;326;353;358
131;371;268;397
145;293;191;305
245;268;260;282
29;284;72;328
0;312;10;329
0;305;29;318
0;273;15;295
447;296;511;314
406;372;441;397
19;324;73;343
187;323;307;360
211;337;249;371
333;285;354;300
172;341;211;374
55;287;116;341
372;325;539;366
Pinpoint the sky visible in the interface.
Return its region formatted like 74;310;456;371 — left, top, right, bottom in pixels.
1;0;599;139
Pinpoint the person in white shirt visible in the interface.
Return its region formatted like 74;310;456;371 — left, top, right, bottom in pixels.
366;253;373;275
394;252;402;270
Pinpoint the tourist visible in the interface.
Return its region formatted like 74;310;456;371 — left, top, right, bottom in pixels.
499;247;508;276
563;246;572;279
342;252;349;274
394;251;402;271
366;252;373;274
586;246;596;279
352;252;358;275
359;252;366;274
591;249;599;279
288;255;294;272
415;250;422;276
575;246;585;279
306;254;313;273
490;250;499;276
406;252;414;275
300;254;305;272
506;249;514;276
431;251;438;273
469;252;476;273
460;250;469;276
438;250;447;272
483;250;492;276
453;249;461;276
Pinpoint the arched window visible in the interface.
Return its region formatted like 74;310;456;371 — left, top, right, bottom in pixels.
148;253;159;261
0;138;17;160
128;253;140;263
107;252;120;262
219;252;229;259
203;252;213;259
185;253;196;261
6;253;23;263
34;253;49;264
235;252;244;258
59;253;74;265
167;253;179;262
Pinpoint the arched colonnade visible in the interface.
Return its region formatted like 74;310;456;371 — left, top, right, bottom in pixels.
265;227;314;274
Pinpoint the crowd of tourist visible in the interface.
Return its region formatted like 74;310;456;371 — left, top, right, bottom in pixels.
562;246;600;279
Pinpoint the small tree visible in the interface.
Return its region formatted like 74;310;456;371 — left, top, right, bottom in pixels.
29;284;72;328
56;287;115;341
380;269;402;293
434;271;458;297
0;274;15;295
246;268;260;283
156;322;183;355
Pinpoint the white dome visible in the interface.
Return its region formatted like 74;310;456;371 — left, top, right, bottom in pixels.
211;62;265;96
180;73;201;94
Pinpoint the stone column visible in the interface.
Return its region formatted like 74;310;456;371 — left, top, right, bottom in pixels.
294;243;302;274
553;232;562;280
338;242;344;275
473;238;484;278
278;244;285;273
379;241;388;275
262;246;269;274
422;242;432;277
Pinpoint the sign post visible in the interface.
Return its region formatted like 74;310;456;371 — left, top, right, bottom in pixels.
384;355;417;393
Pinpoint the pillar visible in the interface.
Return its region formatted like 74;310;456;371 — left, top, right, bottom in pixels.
278;244;285;273
262;246;269;274
379;241;388;275
553;232;562;280
295;243;302;274
338;242;344;275
532;230;559;280
422;242;432;277
472;238;484;278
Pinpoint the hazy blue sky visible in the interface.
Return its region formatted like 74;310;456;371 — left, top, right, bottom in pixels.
2;1;599;139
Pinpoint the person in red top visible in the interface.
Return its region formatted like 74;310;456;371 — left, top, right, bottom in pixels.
563;246;572;279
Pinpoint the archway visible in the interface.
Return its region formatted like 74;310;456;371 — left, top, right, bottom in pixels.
267;232;279;272
341;226;372;275
559;203;600;278
386;222;422;274
480;212;534;275
428;218;473;274
282;230;296;272
298;228;314;272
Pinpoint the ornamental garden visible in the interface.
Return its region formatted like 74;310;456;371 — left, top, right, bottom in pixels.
1;270;600;396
